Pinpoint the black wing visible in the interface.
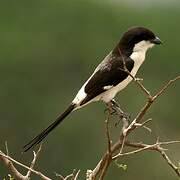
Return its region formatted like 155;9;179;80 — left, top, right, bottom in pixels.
80;55;134;105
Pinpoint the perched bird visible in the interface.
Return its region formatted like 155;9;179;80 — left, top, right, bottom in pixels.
23;27;162;152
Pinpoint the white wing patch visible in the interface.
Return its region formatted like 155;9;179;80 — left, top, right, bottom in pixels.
103;85;113;90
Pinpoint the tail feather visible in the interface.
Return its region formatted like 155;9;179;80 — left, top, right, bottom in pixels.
23;103;75;152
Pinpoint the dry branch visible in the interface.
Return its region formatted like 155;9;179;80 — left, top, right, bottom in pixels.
0;145;81;180
89;75;180;179
0;70;179;180
0;146;52;180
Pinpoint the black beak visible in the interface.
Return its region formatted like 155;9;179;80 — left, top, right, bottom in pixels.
151;37;162;45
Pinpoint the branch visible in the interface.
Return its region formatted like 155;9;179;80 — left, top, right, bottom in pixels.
124;75;180;136
153;75;180;100
0;150;25;180
0;146;52;180
113;140;180;158
25;144;42;179
105;110;112;154
55;169;81;180
89;75;180;179
1;54;179;180
113;140;180;177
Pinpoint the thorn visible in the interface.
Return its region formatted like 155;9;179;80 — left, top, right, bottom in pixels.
143;126;152;133
5;141;9;156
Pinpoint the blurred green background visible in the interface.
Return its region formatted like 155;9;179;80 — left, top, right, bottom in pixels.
0;0;180;179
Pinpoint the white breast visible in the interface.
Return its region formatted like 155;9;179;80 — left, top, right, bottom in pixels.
99;50;146;103
99;40;154;103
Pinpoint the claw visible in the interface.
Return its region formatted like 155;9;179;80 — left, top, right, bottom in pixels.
106;99;131;128
115;112;131;127
104;107;117;115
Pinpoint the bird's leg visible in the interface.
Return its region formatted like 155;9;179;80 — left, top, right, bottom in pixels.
107;99;130;127
105;101;117;115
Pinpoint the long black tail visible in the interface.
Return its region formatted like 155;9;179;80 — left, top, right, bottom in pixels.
23;103;75;152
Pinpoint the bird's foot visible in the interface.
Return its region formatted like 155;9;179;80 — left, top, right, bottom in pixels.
104;107;117;115
115;111;130;127
106;100;130;128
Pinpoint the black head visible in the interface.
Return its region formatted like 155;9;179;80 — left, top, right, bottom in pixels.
113;27;162;56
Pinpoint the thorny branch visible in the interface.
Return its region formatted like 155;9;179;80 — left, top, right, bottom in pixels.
88;74;180;180
0;145;80;180
0;145;52;180
0;76;179;180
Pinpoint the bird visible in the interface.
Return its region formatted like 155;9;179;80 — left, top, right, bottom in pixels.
23;27;162;152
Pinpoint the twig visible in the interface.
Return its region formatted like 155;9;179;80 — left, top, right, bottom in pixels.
25;144;42;179
134;118;152;133
55;169;80;180
5;141;9;156
55;172;65;180
113;143;158;158
119;134;126;154
105;111;111;154
0;149;51;180
118;140;180;177
0;150;25;180
74;170;80;180
153;75;180;100
64;174;74;180
159;149;180;177
134;78;151;97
